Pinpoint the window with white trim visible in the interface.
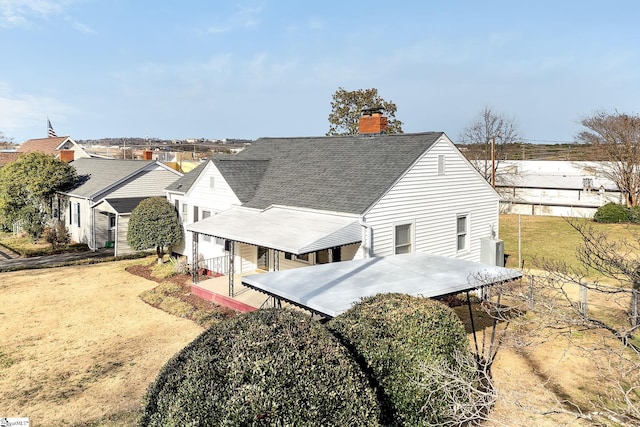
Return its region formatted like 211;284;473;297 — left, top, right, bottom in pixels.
201;210;211;242
181;202;188;223
456;215;468;251
394;223;412;254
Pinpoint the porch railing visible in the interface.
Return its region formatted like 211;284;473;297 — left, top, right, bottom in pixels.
199;254;230;276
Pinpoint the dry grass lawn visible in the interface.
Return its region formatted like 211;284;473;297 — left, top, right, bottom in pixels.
1;256;636;426
0;259;203;426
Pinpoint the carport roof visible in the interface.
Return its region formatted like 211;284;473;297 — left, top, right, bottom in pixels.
241;252;523;318
186;206;361;254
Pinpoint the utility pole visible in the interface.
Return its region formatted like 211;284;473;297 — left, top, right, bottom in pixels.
491;135;496;187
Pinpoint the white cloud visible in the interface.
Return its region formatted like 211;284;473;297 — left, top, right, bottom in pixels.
0;0;66;27
70;19;95;34
0;82;77;140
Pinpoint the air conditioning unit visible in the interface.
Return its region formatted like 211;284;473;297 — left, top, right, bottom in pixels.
481;238;504;267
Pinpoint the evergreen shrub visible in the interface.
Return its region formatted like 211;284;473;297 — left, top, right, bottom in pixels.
327;293;476;426
140;308;380;426
594;202;630;223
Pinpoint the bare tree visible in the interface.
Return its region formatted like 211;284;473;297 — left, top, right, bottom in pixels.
578;111;640;207
459;106;520;183
476;217;640;424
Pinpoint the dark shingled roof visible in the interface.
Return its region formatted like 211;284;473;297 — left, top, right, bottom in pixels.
68;158;157;198
231;132;443;214
103;197;150;214
165;160;208;194
214;159;269;203
163;158;269;204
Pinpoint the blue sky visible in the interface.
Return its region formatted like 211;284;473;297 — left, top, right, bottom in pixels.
1;1;639;144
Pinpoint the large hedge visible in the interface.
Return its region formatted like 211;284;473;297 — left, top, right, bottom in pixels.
327;293;476;426
594;202;631;223
140;308;380;426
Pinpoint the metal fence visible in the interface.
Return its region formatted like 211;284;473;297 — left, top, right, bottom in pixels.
520;274;639;328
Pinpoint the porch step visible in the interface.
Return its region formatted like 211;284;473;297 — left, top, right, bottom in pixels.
191;284;258;313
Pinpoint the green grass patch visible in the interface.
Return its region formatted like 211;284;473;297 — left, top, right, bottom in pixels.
500;214;637;275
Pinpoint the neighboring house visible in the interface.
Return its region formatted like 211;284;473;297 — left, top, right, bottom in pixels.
19;136;92;161
58;158;182;256
169;113;501;290
496;160;621;217
0;152;18;167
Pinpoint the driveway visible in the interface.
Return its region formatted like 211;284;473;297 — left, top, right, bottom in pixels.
0;247;115;271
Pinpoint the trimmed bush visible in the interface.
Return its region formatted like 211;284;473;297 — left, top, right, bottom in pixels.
140;308;380;426
328;293;476;426
629;206;640;224
594;202;630;223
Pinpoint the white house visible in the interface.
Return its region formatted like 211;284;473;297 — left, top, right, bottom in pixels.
167;112;501;291
496;160;622;217
58;158;182;255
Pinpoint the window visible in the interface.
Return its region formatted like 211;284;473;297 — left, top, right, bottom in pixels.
209;176;215;190
181;203;188;222
77;203;81;226
201;210;211;242
437;155;445;175
456;215;468;251
284;252;309;263
109;215;116;228
394;223;412;254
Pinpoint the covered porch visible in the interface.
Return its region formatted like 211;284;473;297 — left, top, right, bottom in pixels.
187;206;363;297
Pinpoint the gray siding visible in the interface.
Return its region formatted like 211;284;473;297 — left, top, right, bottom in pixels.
365;137;499;262
116;216;134;256
101;167;180;199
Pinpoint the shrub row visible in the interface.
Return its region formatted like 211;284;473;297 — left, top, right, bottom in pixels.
594;202;640;223
141;294;479;426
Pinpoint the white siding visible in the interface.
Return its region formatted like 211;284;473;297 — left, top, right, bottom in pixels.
169;162;242;262
240;243;256;273
364;137;499;262
66;197;93;247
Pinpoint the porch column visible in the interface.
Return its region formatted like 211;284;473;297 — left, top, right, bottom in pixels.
229;241;235;297
274;249;279;271
191;232;199;284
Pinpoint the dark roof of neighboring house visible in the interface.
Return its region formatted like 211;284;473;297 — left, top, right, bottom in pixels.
165;160;207;194
65;158;158;199
103;197;150;214
232;132;443;214
19;137;69;155
165;158;269;203
214;159;269;203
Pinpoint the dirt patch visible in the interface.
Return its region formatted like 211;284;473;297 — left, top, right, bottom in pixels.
0;260;204;426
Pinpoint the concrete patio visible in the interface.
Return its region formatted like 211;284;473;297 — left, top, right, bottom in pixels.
190;272;275;313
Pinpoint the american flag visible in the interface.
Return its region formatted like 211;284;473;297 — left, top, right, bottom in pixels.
48;119;57;138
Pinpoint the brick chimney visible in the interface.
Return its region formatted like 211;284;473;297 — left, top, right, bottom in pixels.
59;150;74;162
358;107;388;134
143;150;153;160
